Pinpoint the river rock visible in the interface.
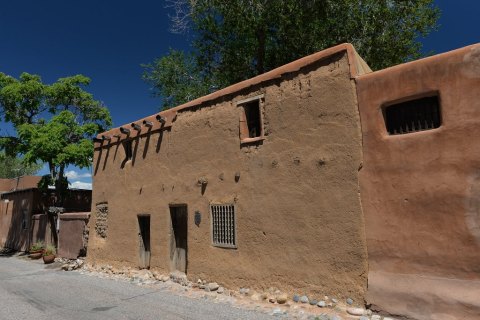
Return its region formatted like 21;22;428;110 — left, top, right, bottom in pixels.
208;282;219;291
276;293;288;304
347;307;365;316
317;300;326;307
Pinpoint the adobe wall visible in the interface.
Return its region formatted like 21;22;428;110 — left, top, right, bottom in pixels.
356;44;480;319
0;199;13;246
58;213;90;259
0;190;36;250
31;214;54;247
64;190;92;212
88;52;367;299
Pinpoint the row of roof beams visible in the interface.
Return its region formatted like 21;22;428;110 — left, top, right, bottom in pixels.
94;42;480;148
95;43;370;149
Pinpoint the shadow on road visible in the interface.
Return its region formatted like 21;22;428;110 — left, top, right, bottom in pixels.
0;248;16;257
0;248;29;258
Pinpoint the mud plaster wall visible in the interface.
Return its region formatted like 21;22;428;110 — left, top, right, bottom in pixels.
58;213;90;259
31;214;54;247
88;52;367;299
356;44;480;319
0;200;13;246
0;191;36;250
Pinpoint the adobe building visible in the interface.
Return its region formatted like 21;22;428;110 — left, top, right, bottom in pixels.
0;176;42;250
0;176;92;256
88;43;480;319
356;44;480;319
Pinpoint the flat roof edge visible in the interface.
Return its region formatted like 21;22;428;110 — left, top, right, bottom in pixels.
96;43;369;144
356;42;480;80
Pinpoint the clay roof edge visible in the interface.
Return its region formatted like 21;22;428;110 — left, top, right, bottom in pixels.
95;43;369;144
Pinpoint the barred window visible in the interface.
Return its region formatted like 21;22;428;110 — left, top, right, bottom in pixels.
210;204;236;248
383;96;441;135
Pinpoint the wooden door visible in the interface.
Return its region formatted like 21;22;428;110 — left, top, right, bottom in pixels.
169;205;187;273
137;215;150;269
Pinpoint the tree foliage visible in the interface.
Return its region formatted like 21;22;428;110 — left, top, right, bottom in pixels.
145;0;439;109
0;152;42;179
142;49;216;108
0;72;111;203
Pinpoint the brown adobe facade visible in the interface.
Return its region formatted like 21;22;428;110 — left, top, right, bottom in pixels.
88;43;480;319
88;44;370;300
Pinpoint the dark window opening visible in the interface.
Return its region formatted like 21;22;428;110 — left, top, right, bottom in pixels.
244;100;261;138
384;96;441;135
123;140;133;160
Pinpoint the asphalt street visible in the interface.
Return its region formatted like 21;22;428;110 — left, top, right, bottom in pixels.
0;255;275;320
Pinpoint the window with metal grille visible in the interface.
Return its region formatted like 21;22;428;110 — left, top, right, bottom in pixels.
210;204;236;248
384;96;441;135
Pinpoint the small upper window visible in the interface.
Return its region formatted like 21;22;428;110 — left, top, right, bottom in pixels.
237;95;264;143
383;96;441;135
123;140;133;161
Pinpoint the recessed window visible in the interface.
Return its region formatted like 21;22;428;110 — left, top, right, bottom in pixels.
123;140;133;160
238;95;264;143
210;204;236;248
384;96;441;135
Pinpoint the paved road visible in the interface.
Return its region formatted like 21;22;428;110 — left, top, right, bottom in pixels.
0;255;275;320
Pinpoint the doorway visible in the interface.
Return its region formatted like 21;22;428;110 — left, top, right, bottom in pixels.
137;215;150;269
169;205;188;273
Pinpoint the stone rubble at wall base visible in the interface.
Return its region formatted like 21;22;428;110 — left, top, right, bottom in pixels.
66;262;397;320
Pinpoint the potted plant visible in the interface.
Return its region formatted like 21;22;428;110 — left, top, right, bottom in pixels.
42;244;56;264
29;241;45;259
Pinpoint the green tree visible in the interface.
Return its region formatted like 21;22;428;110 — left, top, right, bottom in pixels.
142;49;216;108
0;72;111;204
0;152;42;179
145;0;439;108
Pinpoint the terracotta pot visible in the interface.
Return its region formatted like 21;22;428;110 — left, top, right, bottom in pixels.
43;254;55;264
29;250;43;259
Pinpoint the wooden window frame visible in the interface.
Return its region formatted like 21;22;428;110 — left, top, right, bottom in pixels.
237;94;265;144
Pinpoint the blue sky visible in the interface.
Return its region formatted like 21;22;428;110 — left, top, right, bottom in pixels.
0;0;479;189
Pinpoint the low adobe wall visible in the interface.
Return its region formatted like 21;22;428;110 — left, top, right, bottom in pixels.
58;213;90;259
356;44;480;319
31;214;54;247
0;190;37;251
0;199;13;247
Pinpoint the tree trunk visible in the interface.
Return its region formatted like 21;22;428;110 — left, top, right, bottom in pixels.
256;28;266;75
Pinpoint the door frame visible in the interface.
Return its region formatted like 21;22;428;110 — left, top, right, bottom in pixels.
137;213;151;269
168;204;188;273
